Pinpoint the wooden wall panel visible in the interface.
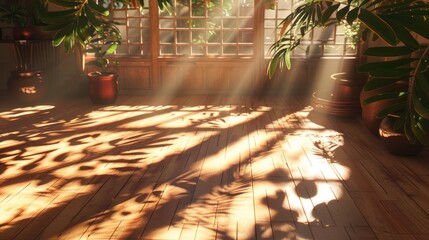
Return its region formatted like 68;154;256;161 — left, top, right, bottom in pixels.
159;64;204;92
117;66;150;90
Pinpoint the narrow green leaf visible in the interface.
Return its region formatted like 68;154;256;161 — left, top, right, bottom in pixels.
405;113;418;144
376;102;406;119
106;43;118;54
363;78;404;91
363;92;407;105
410;112;429;145
368;68;413;78
321;3;340;25
84;5;102;32
358;8;397;45
416;72;429;98
364;46;414;57
358;58;418;72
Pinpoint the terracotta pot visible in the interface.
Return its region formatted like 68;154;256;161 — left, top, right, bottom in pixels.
379;116;424;156
360;82;408;135
311;72;365;117
88;72;118;104
7;70;47;104
13;27;36;40
331;72;366;103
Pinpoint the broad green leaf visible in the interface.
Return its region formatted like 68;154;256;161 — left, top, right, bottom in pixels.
336;6;349;22
364;46;414;57
346;7;359;25
321;3;340;25
384;17;419;50
387;15;429;40
376;102;406;119
52;23;74;47
368;68;413;78
358;58;418;72
405;114;418;144
412;94;429;120
285;49;291;70
410;113;429;145
363;78;404;91
416;72;429;98
358;8;397;45
363;92;407;105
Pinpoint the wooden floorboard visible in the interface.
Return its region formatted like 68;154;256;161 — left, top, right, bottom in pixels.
1;95;429;240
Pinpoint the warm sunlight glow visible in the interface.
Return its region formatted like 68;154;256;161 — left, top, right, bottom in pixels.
0;97;357;239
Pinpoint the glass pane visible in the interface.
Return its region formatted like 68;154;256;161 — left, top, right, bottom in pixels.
265;9;276;18
128;36;141;43
223;19;236;28
129;45;141;54
177;20;190;28
192;5;205;16
308;45;322;56
278;10;290;18
177;31;190;43
208;31;220;43
141;18;150;27
113;10;126;18
239;19;253;28
192;31;205;43
128;27;140;37
239;4;253;16
116;45;128;54
264;29;275;43
293;45;308;55
191;19;205;28
160;19;174;28
223;46;237;54
176;4;190;16
264;20;276;28
239;31;253;43
223;31;236;43
141;8;149;16
178;46;191;55
128;18;140;27
313;26;335;41
207;18;221;28
239;46;253;55
192;46;205;55
118;25;127;40
160;31;174;43
208;46;221;54
160;46;174;54
127;9;140;17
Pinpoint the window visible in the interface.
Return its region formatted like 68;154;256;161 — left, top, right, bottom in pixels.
158;0;255;56
263;0;358;58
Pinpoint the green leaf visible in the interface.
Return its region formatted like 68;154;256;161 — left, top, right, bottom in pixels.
358;8;397;45
384;17;419;50
386;15;429;40
321;3;340;25
376;102;406;119
412;94;429;120
48;0;82;7
346;7;359;25
84;4;102;32
336;5;349;22
416;72;429;98
363;92;407;105
368;68;414;78
405;113;418;144
106;43;118;54
410;113;429;145
364;46;414;57
363;78;404;91
358;58;418;72
88;0;109;16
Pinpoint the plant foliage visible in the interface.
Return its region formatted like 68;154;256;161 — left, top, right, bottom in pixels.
268;0;429;145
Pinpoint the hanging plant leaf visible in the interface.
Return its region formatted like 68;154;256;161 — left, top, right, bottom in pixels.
364;46;414;57
358;8;397;45
336;5;349;22
358;58;418;72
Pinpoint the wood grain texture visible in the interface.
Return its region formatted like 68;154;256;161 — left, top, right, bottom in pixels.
0;96;428;240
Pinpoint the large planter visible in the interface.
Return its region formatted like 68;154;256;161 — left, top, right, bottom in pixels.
360;82;408;135
7;70;47;104
311;72;366;117
379;116;424;156
88;72;118;104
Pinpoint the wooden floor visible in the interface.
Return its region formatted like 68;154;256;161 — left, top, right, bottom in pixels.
1;95;429;240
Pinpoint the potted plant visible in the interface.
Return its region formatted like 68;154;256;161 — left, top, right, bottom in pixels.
268;0;429;155
42;0;122;104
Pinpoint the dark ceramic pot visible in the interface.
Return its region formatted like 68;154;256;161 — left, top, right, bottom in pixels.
379;116;424;156
360;82;408;135
7;70;47;104
88;72;118;104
